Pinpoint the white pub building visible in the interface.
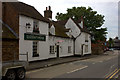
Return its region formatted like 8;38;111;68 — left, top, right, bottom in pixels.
2;2;91;62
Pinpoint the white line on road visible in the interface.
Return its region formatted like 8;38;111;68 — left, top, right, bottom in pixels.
26;63;67;74
26;69;44;74
92;63;96;64
111;65;115;68
99;61;103;63
67;66;88;74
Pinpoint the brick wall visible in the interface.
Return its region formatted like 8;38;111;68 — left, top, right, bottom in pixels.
2;3;19;61
91;43;104;55
2;39;19;61
2;2;19;35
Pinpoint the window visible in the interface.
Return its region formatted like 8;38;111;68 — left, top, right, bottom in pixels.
33;20;39;33
50;25;55;35
85;45;88;53
68;46;71;53
33;42;39;57
50;46;55;54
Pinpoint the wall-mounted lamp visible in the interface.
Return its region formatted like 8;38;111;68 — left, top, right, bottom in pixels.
26;23;31;29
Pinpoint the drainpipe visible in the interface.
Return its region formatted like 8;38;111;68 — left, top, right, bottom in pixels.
73;38;75;56
73;32;82;56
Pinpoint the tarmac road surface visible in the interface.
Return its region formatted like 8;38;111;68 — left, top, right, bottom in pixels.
26;50;119;80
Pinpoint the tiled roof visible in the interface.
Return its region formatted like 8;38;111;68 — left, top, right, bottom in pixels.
2;24;17;39
4;2;49;23
49;21;70;38
55;19;68;25
56;18;90;34
2;2;49;39
50;18;91;38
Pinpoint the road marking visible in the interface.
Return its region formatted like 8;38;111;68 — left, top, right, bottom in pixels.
110;65;115;69
108;69;120;80
99;61;103;63
47;64;52;66
26;69;44;74
105;68;118;79
92;63;96;64
62;64;66;65
67;66;88;74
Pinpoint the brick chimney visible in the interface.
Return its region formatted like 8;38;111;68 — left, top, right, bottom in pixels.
81;16;84;28
44;6;52;19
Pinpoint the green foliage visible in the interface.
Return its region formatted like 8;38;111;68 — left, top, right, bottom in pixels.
56;6;107;42
108;38;114;47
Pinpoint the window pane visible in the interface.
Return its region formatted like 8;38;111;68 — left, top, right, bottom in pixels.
33;42;39;57
50;46;54;54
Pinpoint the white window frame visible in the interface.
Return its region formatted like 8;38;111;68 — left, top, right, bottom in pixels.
33;41;39;57
50;45;55;54
68;46;71;53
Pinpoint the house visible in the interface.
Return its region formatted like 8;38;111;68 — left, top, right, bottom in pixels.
56;18;91;56
113;37;120;49
2;2;20;61
2;2;91;62
44;6;74;58
2;2;50;61
44;6;91;56
2;19;19;61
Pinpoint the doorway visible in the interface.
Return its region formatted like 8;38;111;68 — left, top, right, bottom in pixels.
56;45;59;57
81;45;84;56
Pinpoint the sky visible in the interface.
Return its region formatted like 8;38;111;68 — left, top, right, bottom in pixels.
17;0;119;40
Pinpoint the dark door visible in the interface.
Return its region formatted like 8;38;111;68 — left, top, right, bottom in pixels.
81;45;84;56
57;45;59;57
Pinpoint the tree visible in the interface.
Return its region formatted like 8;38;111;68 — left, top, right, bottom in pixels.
56;7;107;43
108;38;114;48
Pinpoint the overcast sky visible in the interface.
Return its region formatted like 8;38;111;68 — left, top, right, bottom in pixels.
18;0;119;40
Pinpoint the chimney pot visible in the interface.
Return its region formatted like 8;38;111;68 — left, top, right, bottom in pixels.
49;6;51;10
44;6;52;19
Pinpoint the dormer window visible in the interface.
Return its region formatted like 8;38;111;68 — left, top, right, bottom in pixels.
49;25;55;35
33;20;39;33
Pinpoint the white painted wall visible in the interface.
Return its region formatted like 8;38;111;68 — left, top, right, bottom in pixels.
19;16;91;61
65;18;81;38
65;18;91;55
19;15;50;61
48;36;74;58
75;32;91;55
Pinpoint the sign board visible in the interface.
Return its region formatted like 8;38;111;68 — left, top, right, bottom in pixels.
24;33;46;41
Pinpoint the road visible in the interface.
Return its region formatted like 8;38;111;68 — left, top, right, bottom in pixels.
26;50;119;80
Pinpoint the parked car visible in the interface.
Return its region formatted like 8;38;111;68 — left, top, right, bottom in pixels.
109;48;114;51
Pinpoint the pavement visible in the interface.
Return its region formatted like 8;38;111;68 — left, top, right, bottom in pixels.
26;51;112;71
26;50;119;79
